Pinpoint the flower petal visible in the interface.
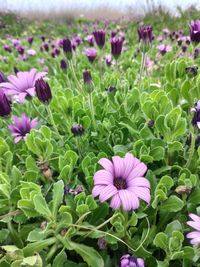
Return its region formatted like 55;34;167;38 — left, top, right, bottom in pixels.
128;187;151;204
92;185;106;197
99;184;117;202
112;155;124;178
93;170;113;185
110;193;121;209
187;221;200;231
127;177;150;188
186;231;200;239
98;158;114;175
118;190;138;211
127;162;147;181
189;213;200;224
123;153;140;178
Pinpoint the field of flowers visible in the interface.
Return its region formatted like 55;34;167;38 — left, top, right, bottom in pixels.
0;8;200;267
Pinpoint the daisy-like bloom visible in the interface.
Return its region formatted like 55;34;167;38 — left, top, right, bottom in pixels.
27;49;36;56
8;113;38;143
85;48;97;62
191;100;200;128
189;20;200;43
92;153;150;211
0;69;47;103
120;254;145;267
186;213;200;245
157;44;172;55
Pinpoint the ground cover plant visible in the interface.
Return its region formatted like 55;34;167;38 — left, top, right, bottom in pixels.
0;7;200;267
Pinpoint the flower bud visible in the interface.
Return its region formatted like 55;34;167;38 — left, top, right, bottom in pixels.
0;91;12;117
71;124;84;136
35;78;52;104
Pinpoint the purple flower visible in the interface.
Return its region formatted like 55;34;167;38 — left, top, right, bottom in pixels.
83;70;92;85
138;26;153;43
191;100;200;128
16;46;25;55
63;38;72;59
57;38;63;47
93;29;105;48
43;43;49;52
85;35;94;46
27;36;34;45
0;69;47;103
11;39;21;47
0;71;8;83
8;113;38;143
187;213;200;245
120;254;145;267
111;37;124;58
157;44;172;55
0;90;11;117
40;35;46;42
189;20;200;43
3;45;12;53
182;45;187;53
85;48;97;62
60;59;67;70
194;48;199;59
105;55;112;66
162;28;169;35
71;124;84;136
92;153;150;211
27;49;36;56
35;78;52;104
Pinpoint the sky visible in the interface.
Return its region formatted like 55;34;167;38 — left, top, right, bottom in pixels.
2;0;200;13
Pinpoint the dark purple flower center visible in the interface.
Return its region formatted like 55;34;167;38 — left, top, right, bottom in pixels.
114;178;127;190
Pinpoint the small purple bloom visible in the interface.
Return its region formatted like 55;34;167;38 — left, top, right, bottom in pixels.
0;69;47;103
92;153;150;211
16;46;25;55
0;90;11;117
182;45;187;52
8;113;38;143
3;45;12;53
0;71;8;83
111;37;124;58
43;43;49;52
71;124;84;136
191;100;200;128
190;20;200;43
11;39;21;47
40;35;46;42
27;49;36;56
105;55;112;66
194;48;199;59
93;29;105;48
83;70;92;85
63;38;72;59
138;26;153;43
60;59;67;70
27;36;34;45
85;35;94;46
85;48;97;62
97;238;107;250
187;213;200;245
157;44;172;55
35;78;52;104
120;254;145;267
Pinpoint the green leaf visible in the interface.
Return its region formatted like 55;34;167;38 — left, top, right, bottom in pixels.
69;242;104;267
33;194;52;219
160;196;184;212
153;232;168;250
52;251;68;267
52;180;64;218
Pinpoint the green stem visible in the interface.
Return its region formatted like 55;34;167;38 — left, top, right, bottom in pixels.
88;93;97;131
46;106;62;140
69;60;83;93
7;218;24;248
186;131;196;168
31;101;47;121
139;52;146;88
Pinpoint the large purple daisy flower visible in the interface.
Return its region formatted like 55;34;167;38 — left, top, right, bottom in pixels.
8;113;38;143
92;153;151;211
0;69;47;103
186;213;200;245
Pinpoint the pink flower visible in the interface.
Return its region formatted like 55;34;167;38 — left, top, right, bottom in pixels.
0;69;47;103
187;213;200;245
92;153;151;211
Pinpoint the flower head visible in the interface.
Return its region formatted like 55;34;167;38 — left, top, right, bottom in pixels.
111;37;124;58
85;35;94;46
120;254;145;267
0;90;11;117
93;29;105;48
92;153;150;211
157;44;172;55
187;213;200;245
8;113;37;143
85;48;97;62
138;26;153;44
63;38;72;59
27;36;34;45
0;69;47;103
35;78;52;104
189;20;200;43
191;100;200;128
71;124;85;136
60;59;67;70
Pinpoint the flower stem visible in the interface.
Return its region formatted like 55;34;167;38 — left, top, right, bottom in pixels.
46;106;62;140
69;60;83;93
186;131;196;168
88;92;97;131
139;52;146;88
31;101;47;122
